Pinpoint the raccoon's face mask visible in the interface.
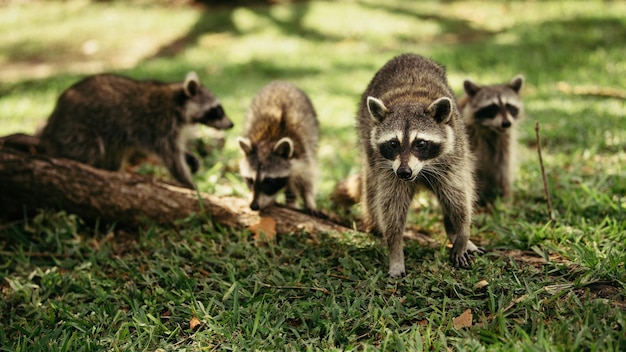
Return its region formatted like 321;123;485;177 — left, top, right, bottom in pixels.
237;137;293;211
472;102;519;130
244;176;289;210
367;96;452;181
182;72;234;130
463;75;524;130
198;104;234;130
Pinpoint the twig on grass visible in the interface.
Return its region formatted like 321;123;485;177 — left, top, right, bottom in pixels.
260;282;331;295
328;273;351;280
535;121;555;222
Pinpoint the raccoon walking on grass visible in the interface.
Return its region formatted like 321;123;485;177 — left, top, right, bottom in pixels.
459;75;525;205
38;72;233;189
357;53;484;277
237;81;319;212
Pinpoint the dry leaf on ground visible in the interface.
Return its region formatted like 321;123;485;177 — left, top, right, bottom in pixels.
416;319;428;326
453;309;473;329
474;280;489;289
250;216;277;245
189;316;202;331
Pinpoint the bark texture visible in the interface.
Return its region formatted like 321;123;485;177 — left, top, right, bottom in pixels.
0;134;352;236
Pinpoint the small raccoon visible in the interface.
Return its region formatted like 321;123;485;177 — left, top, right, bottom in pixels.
357;53;483;277
237;81;319;212
459;75;524;205
38;72;233;189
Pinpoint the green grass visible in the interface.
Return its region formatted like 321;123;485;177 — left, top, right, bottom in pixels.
1;0;625;350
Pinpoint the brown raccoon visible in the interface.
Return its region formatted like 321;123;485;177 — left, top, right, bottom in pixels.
38;72;233;189
458;75;524;205
237;81;319;212
357;53;484;277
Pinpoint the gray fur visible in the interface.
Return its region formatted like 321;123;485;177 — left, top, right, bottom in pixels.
459;75;524;205
38;72;232;189
357;53;483;277
237;81;319;211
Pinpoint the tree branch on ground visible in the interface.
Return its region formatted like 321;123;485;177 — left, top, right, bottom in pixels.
0;133;435;246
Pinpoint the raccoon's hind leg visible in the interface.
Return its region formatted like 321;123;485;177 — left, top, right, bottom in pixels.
100;142;132;172
50;129;108;169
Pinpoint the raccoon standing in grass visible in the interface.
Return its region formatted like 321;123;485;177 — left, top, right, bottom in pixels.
38;72;233;189
357;53;484;277
237;81;319;212
459;75;524;205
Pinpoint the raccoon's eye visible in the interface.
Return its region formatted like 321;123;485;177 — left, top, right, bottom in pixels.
384;140;399;149
205;105;225;120
475;104;499;120
413;139;429;150
379;139;401;160
506;104;519;117
245;177;254;189
414;140;442;160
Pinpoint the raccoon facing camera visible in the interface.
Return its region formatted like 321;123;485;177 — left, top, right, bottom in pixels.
357;53;485;277
459;75;525;205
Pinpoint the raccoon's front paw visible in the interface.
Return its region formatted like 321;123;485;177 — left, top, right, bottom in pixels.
450;251;472;269
388;262;406;278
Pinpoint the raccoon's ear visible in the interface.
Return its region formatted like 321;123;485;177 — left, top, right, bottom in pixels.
367;96;388;123
183;71;201;97
237;137;253;155
426;97;453;124
273;137;294;159
509;75;524;93
463;79;481;97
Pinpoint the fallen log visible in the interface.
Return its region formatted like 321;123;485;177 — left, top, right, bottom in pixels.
0;134;345;233
0;133;436;247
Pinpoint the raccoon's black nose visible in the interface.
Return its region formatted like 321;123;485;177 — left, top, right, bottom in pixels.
501;121;512;128
396;167;412;180
250;201;260;211
225;120;234;129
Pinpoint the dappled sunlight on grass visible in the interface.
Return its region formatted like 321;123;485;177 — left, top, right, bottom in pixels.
1;0;625;350
0;3;197;82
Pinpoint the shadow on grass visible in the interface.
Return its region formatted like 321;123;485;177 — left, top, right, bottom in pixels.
440;16;626;82
359;1;497;44
150;1;347;59
4;2;625;103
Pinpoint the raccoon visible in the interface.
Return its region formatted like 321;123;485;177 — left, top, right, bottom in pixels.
357;53;484;277
38;72;233;189
458;75;524;205
237;81;319;212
